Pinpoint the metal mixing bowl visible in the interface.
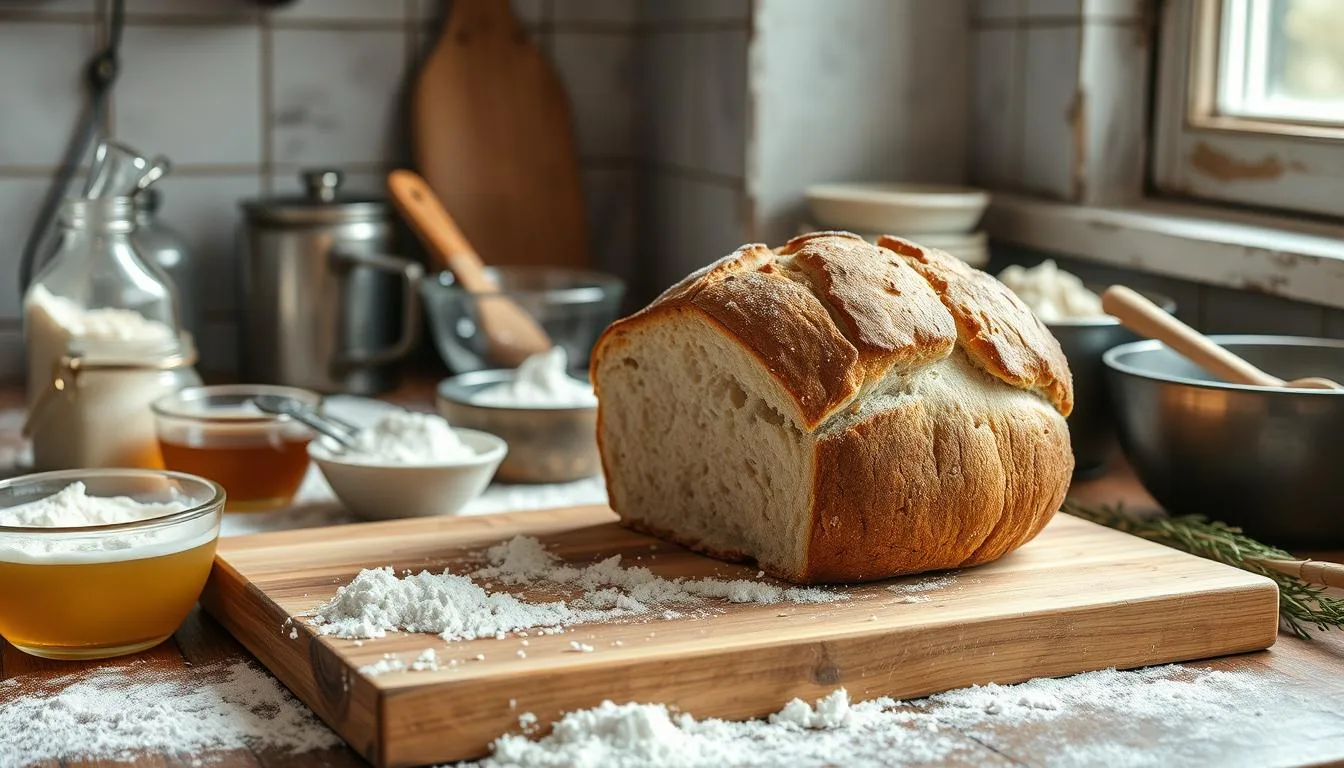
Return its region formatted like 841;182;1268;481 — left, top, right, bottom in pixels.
1046;289;1175;477
1104;335;1344;549
436;370;600;484
419;267;625;374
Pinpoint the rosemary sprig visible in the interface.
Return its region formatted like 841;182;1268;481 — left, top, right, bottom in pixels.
1061;498;1344;639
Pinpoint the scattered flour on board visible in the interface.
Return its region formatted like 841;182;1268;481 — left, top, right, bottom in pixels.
310;535;842;642
0;659;339;765
456;665;1292;768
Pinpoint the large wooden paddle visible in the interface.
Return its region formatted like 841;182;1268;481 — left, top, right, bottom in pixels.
412;0;590;270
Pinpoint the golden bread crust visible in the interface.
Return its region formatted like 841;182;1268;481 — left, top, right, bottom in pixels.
777;232;956;383
591;231;1077;584
805;391;1071;582
878;235;1074;416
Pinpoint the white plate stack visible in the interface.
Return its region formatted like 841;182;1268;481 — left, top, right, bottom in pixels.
801;183;991;267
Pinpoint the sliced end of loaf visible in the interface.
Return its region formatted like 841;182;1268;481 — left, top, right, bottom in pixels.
593;310;814;579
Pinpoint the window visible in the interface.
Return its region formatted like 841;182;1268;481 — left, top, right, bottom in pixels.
1152;0;1344;218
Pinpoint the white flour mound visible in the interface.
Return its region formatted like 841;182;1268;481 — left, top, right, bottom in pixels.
0;660;339;765
461;665;1285;768
312;535;841;642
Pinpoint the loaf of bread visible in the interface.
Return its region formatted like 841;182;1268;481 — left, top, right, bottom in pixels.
590;232;1074;584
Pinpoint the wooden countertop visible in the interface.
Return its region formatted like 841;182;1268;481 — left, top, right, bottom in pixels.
1;380;1342;767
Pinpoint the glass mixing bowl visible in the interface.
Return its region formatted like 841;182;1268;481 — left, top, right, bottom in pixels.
0;468;225;660
419;267;625;373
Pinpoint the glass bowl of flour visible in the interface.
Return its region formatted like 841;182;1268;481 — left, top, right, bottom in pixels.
0;468;225;660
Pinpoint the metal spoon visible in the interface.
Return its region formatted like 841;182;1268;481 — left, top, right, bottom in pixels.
249;394;360;449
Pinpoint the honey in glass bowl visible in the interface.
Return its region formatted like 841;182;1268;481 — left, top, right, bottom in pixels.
152;385;319;512
0;469;225;660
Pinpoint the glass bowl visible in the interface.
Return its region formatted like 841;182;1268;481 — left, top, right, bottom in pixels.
0;468;225;660
152;384;320;512
419;267;625;373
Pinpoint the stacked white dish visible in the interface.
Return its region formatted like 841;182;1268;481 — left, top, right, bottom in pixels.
803;182;991;267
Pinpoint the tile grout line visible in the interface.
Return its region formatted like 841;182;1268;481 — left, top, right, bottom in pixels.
259;11;273;194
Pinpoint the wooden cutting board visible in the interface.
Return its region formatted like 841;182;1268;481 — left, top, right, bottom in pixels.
200;506;1279;768
412;0;591;270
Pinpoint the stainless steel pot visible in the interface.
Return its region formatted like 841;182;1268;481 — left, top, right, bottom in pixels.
237;170;422;395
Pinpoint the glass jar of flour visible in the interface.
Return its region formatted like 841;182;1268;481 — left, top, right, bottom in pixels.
22;197;200;471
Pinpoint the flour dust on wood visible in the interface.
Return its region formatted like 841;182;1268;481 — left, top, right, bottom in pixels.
0;659;339;765
456;665;1299;768
311;534;844;644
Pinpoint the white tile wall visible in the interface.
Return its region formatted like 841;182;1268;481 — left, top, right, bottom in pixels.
1025;0;1081;17
272;0;407;22
553;0;640;25
1078;21;1149;204
553;32;638;161
581;165;639;285
0;22;98;169
969;0;1155;202
971;0;1024;21
114;23;264;166
1019;25;1080;198
0;178;55;320
123;0;259;18
642;0;750;23
269;27;408;168
971;27;1020;187
751;0;969;243
645;28;749;178
148;174;264;317
0;2;647;382
647;175;746;292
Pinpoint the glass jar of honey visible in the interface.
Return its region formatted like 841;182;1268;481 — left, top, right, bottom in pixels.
151;385;320;512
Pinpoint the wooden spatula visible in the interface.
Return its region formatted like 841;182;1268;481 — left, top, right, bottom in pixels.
1101;285;1343;390
412;0;590;270
389;170;551;368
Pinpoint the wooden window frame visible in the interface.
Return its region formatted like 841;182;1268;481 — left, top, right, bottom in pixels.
1151;0;1344;219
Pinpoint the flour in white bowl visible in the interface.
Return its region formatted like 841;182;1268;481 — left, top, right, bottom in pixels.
336;410;477;465
310;534;841;642
471;347;597;408
997;260;1106;321
0;482;214;564
461;665;1287;768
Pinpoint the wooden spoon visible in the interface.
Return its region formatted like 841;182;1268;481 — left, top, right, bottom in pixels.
1101;285;1343;390
388;170;552;368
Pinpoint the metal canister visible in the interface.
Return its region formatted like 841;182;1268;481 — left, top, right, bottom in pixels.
237;170;422;395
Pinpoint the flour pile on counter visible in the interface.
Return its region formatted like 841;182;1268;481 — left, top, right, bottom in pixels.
461;665;1285;768
0;659;338;764
337;410;476;464
471;347;597;408
312;535;840;642
997;260;1106;321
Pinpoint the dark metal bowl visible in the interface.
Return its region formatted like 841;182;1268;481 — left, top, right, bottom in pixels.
1104;335;1344;549
1046;290;1175;477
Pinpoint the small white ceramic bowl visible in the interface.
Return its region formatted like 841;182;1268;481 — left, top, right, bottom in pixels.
308;428;507;521
806;183;990;234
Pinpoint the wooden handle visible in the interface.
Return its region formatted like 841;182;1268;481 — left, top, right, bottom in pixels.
387;170;495;293
1101;285;1283;387
1255;558;1344;590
